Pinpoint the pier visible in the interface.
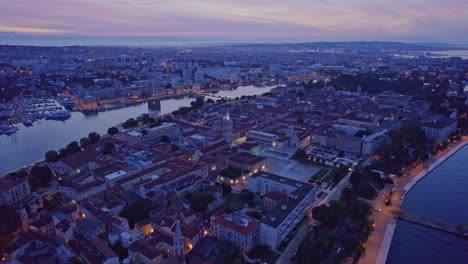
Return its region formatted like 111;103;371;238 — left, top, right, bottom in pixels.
395;209;468;238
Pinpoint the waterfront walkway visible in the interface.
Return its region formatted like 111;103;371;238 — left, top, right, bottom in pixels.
360;138;468;264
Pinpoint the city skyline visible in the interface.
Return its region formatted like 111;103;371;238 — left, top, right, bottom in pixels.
1;0;468;46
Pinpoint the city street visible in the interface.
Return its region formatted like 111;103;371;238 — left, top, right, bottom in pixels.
275;170;354;264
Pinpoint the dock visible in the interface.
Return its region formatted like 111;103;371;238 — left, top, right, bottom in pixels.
396;209;468;238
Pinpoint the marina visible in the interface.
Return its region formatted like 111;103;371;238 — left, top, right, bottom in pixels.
0;85;275;174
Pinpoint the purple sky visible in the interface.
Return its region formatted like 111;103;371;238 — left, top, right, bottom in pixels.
1;0;468;45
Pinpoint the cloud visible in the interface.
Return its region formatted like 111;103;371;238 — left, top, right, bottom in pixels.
0;25;67;34
0;0;467;43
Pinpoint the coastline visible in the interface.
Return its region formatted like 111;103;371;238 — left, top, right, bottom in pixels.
376;223;396;264
402;140;468;196
376;138;468;264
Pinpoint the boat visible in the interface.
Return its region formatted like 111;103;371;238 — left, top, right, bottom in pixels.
46;110;71;120
83;109;99;116
22;119;33;126
4;128;17;135
0;124;18;135
63;99;75;108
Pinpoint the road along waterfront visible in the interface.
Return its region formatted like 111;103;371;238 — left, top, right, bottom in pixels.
360;137;468;264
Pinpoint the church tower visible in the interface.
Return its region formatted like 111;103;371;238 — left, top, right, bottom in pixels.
17;207;29;233
223;108;234;145
173;220;185;258
287;124;298;148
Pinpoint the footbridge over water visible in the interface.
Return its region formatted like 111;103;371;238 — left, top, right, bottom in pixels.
198;92;237;99
394;209;468;238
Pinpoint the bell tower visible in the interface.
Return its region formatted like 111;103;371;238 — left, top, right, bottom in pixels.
173;220;185;258
223;108;234;145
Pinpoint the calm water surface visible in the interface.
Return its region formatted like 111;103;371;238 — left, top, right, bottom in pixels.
386;145;468;264
430;50;468;59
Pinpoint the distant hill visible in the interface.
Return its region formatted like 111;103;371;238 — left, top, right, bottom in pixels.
411;42;468;50
214;41;466;52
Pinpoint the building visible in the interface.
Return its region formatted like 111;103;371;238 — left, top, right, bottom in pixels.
128;239;165;264
0;176;31;205
51;149;99;178
338;112;380;129
69;237;119;264
4;231;75;263
246;130;278;148
185;236;219;264
227;152;266;174
139;123;181;144
104;170;128;186
211;213;260;252
248;172;317;249
422;118;458;145
173;220;185;258
76;219;106;240
361;129;388;156
223;109;234;145
121;229;145;248
58;179;106;201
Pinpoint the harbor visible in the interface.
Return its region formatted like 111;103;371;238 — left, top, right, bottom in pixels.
0;84;276;174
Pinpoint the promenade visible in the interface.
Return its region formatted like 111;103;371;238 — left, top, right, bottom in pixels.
360;137;468;264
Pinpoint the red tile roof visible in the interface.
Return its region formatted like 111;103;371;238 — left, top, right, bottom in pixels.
264;190;288;202
60;149;99;169
212;214;260;236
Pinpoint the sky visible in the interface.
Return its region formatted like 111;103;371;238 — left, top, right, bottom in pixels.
1;0;467;46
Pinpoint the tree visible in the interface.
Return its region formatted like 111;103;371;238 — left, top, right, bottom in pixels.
88;132;101;144
141;129;148;136
312;200;349;228
241;189;256;207
66;141;82;154
80;137;91;148
349;170;364;186
221;183;232;196
103;142;115;155
160;135;170;143
140;114;156;125
59;148;70;159
123;118;139;129
356;181;377;199
45;150;60;163
297;227;336;264
0;204;20;249
294;148;307;160
9;169;28;178
108;127;119;136
29;165;53;189
120;200;152;228
190;192;214;212
340;187;355;203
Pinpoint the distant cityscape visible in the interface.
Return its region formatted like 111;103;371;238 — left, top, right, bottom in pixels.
0;41;467;264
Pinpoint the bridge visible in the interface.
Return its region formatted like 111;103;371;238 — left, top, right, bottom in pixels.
198;92;236;99
395;209;468;238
